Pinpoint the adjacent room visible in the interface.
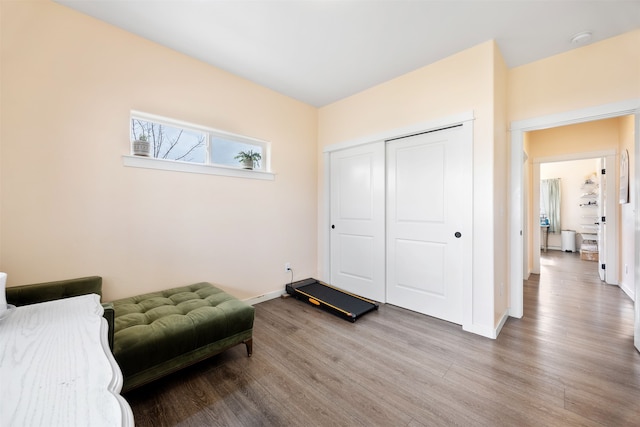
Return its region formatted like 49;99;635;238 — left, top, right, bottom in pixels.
1;1;639;425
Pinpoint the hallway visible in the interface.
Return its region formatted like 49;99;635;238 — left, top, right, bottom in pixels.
508;250;639;424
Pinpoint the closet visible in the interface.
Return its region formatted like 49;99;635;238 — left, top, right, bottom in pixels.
328;121;472;325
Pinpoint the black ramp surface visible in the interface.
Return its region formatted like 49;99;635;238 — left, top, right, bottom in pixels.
287;278;378;321
300;282;375;316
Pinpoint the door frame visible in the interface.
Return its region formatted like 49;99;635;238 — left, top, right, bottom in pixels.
509;99;640;319
531;151;617;282
323;111;474;328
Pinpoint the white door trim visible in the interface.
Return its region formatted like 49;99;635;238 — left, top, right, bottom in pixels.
509;98;640;319
511;99;640;132
323;111;474;154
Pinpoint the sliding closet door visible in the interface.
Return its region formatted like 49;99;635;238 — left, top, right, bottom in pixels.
330;142;386;302
386;125;471;324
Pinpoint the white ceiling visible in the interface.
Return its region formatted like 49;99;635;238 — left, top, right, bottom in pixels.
55;0;640;107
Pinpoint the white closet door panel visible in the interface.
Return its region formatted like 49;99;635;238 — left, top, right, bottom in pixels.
338;154;375;220
395;239;445;295
396;143;445;223
387;125;470;324
330;141;386;302
338;234;374;280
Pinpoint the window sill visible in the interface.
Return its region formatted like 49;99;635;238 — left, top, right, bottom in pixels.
122;155;275;181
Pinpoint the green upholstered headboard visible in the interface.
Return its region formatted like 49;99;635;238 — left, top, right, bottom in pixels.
6;276;103;307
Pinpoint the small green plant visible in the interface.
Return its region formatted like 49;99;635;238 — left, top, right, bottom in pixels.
234;150;261;168
137;134;148;142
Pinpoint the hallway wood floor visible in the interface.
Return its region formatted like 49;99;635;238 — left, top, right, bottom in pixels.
125;251;640;426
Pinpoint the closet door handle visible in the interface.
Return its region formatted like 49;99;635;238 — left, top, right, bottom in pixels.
455;232;462;238
331;224;335;229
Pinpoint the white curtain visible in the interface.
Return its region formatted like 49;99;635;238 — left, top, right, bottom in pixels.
541;178;561;233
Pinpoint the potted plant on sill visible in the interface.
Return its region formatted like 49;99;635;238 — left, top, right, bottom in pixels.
234;150;261;170
132;134;151;157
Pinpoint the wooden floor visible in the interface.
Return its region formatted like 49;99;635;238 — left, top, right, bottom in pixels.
126;251;640;426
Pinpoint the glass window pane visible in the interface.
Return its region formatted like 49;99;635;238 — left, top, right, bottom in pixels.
131;119;206;163
211;136;263;169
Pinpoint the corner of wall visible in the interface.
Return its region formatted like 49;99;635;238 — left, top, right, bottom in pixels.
493;40;510;328
618;114;636;296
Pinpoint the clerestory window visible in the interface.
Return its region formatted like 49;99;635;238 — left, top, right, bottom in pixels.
128;112;270;176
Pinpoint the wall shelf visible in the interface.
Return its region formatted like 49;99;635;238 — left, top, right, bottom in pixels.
578;177;599;260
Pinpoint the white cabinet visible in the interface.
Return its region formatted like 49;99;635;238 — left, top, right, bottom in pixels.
579;179;599;261
0;294;133;426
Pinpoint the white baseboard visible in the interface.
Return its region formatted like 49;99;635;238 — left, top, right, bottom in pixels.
619;281;635;301
463;309;510;339
243;288;285;306
463;323;497;339
495;310;510;336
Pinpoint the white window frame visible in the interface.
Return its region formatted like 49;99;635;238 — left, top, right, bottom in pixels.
123;111;274;181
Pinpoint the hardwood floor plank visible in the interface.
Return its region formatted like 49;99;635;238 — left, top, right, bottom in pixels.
126;251;640;426
564;384;640;426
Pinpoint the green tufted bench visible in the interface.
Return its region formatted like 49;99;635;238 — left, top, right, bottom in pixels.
111;282;254;392
7;277;254;393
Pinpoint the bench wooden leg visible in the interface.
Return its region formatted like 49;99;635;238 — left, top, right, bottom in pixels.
244;338;253;357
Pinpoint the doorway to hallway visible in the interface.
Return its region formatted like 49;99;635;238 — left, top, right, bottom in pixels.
537;157;607;284
509;99;639;351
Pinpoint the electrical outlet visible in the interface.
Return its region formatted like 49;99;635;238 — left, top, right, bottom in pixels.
284;262;291;272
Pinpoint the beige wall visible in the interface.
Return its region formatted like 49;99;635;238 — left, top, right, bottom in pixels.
509;30;640;122
619;115;636;296
493;45;509;325
319;41;501;334
1;1;318;301
527;119;621;159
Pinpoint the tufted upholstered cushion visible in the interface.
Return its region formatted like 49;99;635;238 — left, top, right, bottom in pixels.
112;282;254;391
